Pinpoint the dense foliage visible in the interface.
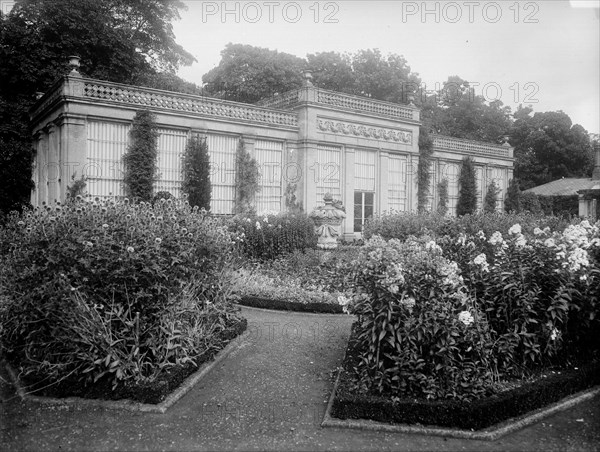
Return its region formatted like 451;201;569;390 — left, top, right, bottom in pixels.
483;180;500;213
229;212;317;261
417;127;434;213
182;135;211;210
342;215;600;401
233;138;260;214
456;156;477;216
0;0;194;214
0;197;242;389
437;179;449;216
364;210;574;242
122;110;159;202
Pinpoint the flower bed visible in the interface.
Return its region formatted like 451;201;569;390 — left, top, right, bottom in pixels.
334;217;600;423
0;197;247;400
229;247;360;313
331;323;600;430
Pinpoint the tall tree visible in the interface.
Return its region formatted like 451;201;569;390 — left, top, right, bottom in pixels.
509;107;594;189
456;156;477;216
421;76;512;143
182;135;211;210
0;0;194;213
202;43;305;103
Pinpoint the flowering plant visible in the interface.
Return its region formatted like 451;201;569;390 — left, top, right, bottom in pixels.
345;235;495;400
0;196;243;389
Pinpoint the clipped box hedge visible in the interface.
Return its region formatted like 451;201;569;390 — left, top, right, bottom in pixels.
331;324;600;430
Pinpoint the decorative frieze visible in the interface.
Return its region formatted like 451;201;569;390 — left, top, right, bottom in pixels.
317;118;412;144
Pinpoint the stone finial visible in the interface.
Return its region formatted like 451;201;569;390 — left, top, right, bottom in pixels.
68;55;81;76
302;69;314;87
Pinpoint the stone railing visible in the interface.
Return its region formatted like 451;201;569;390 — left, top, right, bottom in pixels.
255;90;300;110
67;79;298;128
433;135;513;159
316;89;419;121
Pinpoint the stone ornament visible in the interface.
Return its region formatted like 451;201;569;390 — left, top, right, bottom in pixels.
317;119;412;144
309;193;346;250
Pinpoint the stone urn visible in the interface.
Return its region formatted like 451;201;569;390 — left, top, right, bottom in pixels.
309;193;346;250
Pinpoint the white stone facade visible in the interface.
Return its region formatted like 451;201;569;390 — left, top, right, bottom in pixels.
30;74;514;239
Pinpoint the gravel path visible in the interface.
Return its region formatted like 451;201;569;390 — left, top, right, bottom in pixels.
1;306;599;451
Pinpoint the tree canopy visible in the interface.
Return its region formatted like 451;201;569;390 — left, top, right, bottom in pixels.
509;106;594;189
0;0;194;213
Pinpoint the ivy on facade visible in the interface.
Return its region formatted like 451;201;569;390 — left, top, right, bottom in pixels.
483;180;501;213
456;156;477;216
417;126;434;213
122;110;159;203
437;178;449;216
182;135;211;210
234;138;260;214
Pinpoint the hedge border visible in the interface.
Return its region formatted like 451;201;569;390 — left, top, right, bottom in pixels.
3;318;248;413
322;323;600;439
237;296;343;314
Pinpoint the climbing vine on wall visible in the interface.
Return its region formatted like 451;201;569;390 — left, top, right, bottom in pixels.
457;156;477;216
417;126;434;213
234;138;260;214
122;110;158;203
182;134;211;210
437;178;448;216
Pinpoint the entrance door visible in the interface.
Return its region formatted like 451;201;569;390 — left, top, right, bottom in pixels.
354;191;374;233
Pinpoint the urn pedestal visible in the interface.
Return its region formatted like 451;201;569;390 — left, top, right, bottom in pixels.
309;193;346;250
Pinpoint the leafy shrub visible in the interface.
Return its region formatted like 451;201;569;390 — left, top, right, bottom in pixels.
364;210;575;242
229;211;317;261
122;110;159;203
343;236;496;401
343;221;600;401
363;211;442;241
0;196;243;390
182;135;211;210
457;156;477;216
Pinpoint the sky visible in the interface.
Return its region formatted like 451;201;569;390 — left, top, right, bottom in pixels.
172;0;600;133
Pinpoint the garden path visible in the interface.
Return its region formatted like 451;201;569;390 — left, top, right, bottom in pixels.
1;306;599;451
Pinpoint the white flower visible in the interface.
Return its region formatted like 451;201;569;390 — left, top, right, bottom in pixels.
477;230;486;240
102;223;109;229
17;221;24;226
263;217;268;223
255;221;261;230
515;234;527;248
550;328;560;341
425;240;442;253
127;246;134;253
489;231;504;246
580;274;588;281
544;238;556;248
400;296;416;310
473;253;489;272
84;241;93;248
458;311;474;326
389;284;399;294
337;295;349;306
534;227;544;236
155;237;162;244
508;224;522;235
